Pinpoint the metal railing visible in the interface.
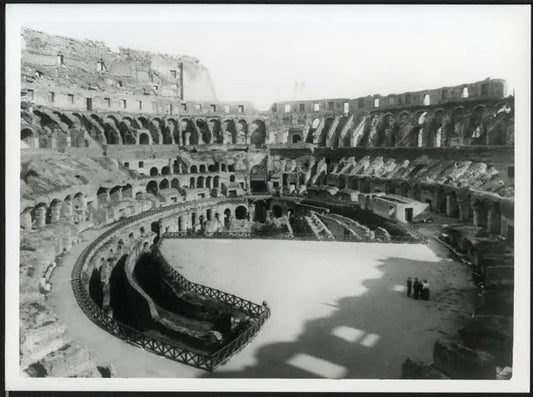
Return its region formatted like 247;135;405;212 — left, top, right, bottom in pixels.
71;196;270;371
163;230;424;243
71;193;427;369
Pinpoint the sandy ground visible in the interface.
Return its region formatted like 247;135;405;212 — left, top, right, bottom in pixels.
47;231;475;379
159;238;475;378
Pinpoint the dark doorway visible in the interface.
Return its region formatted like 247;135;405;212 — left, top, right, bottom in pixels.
86;98;93;111
405;208;413;222
250;180;267;192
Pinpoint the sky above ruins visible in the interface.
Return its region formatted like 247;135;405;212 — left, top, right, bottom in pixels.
9;4;530;110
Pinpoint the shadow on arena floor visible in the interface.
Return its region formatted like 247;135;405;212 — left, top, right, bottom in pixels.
202;256;474;379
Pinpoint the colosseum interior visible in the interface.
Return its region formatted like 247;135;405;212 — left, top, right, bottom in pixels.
17;27;516;380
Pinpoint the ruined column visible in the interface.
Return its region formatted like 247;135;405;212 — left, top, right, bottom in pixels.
487;202;501;235
456;195;472;223
20;211;32;230
60;200;73;221
446;194;459;218
49;203;61;223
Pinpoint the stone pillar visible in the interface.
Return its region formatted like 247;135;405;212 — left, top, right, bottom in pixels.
184;131;191;146
110;189;123;202
456;195;471;223
61;200;73;221
49;203;61;223
97;192;109;209
20;212;32;230
446;194;459;218
487;203;501;235
123;188;133;199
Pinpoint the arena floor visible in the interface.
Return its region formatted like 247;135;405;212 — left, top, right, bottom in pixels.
158;238;475;379
48;234;474;379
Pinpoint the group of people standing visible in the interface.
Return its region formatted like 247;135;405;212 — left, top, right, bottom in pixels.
406;277;430;300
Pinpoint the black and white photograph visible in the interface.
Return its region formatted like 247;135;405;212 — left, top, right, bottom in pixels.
4;3;530;393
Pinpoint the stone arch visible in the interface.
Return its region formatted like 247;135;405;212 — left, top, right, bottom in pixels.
90;114;104;127
229;174;236;183
180;118;198;145
106;115;121;128
195;119;211;144
46;199;61;224
380;113;395;147
223;208;232;226
213;175;220;188
103;122;121;144
21;127;36;147
189;177;196;189
292;134;302;144
449;107;466;145
197;176;205;188
137;116;149;129
190;165;198;173
237;119;248;144
122;184;132;199
171;178;180;189
486;103;511;145
149;167;158;176
199;164;207;173
466;105;486;145
109;186;122;202
146;181;158;195
53;111;74;129
272;205;283;218
159;179;169;190
319;118;334;146
31;202;48;227
306;117;321;143
166;118;180;144
118;120;136;144
429;109;446;147
161;166;171;175
209;119;222;143
206;176;212;189
138;132;150;145
222;119;238;144
253;200;268;223
235;205;248;220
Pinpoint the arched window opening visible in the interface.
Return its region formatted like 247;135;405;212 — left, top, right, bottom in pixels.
146;181;158;195
235;206;248;220
139;133;150;145
272;205;283;218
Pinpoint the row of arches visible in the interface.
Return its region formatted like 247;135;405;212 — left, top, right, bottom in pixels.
297;101;513;148
325;175;506;236
22;108;269;149
146;162;235;177
146;175;229;193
